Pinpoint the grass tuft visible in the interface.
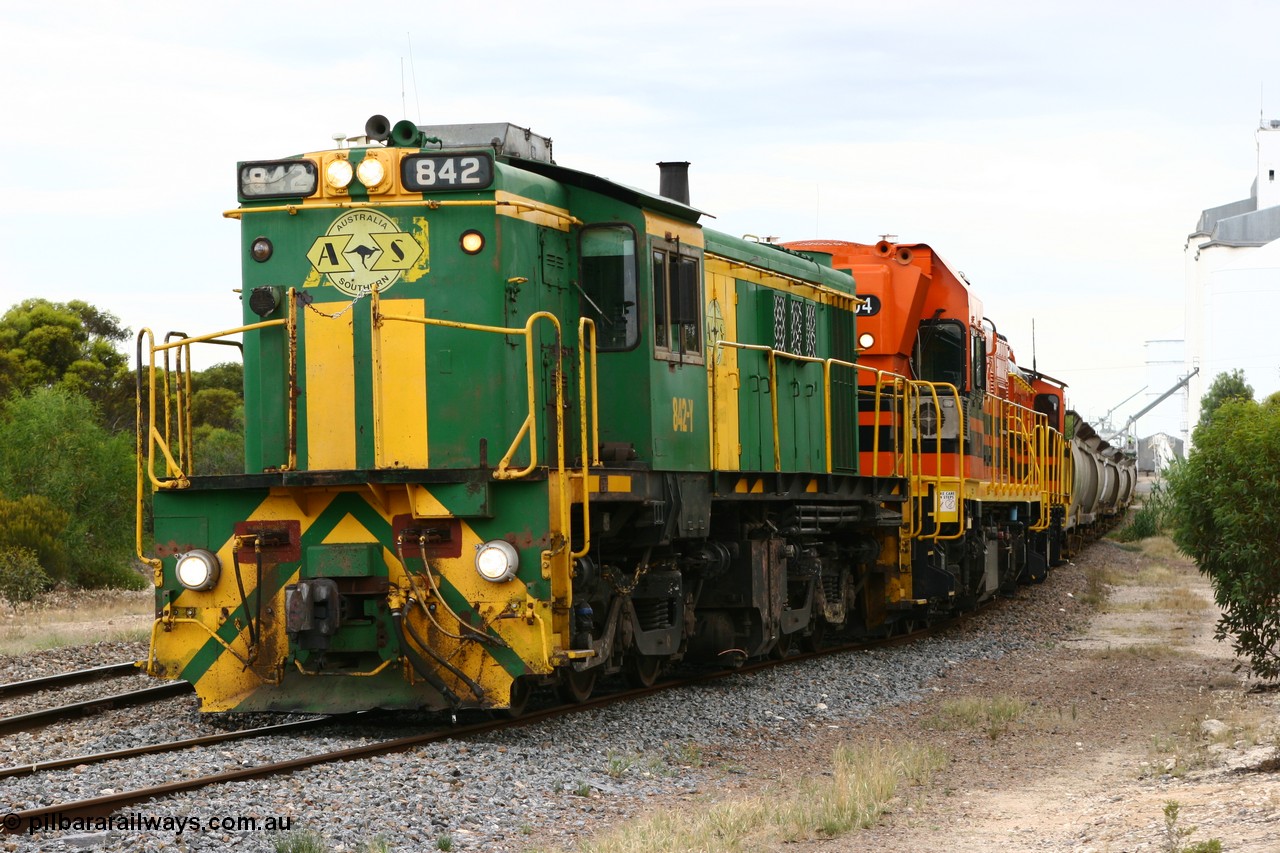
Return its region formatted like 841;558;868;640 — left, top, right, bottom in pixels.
568;741;944;853
923;694;1028;740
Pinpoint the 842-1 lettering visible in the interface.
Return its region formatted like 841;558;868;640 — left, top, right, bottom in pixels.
402;154;493;191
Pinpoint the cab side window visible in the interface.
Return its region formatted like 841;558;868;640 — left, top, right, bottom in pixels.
915;319;966;390
651;240;702;362
970;330;986;392
579;225;639;351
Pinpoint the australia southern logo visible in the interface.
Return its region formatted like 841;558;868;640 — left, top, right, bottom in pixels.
306;210;425;296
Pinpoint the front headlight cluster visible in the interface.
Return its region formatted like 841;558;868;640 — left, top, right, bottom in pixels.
323;154;391;193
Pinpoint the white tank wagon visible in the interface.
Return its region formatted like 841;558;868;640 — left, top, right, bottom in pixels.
1064;411;1136;544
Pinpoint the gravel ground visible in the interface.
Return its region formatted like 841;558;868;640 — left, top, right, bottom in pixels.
0;559;1092;853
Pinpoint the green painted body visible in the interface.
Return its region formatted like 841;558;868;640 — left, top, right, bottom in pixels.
148;127;871;713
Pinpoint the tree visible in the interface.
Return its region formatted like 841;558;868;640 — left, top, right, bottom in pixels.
0;388;142;588
191;361;243;395
1196;369;1253;431
1166;394;1280;679
0;299;133;430
189;363;245;475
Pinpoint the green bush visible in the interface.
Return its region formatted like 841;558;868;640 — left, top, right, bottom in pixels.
192;424;245;476
0;388;142;589
0;546;51;605
0;494;70;579
1113;483;1169;542
1166;394;1280;679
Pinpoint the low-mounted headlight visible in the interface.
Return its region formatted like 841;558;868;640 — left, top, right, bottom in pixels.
858;332;875;349
474;540;519;582
325;158;354;190
175;549;220;591
460;230;485;255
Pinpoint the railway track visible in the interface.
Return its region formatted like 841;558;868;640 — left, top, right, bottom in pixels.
0;715;330;780
0;661;193;739
0;623;946;835
0;662;140;700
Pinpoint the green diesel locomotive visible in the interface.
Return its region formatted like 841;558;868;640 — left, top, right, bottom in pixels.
137;116;1112;714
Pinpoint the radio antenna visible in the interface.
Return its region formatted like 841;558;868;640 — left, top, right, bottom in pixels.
1031;318;1037;374
407;33;423;122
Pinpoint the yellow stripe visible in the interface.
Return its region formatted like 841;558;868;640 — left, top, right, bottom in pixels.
375;298;428;468
495;190;573;232
706;267;741;470
643;211;705;247
304;310;357;469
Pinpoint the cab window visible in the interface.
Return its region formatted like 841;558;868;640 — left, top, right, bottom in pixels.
970;330;986;392
579;225;639;351
915;319;966;389
651;240;702;362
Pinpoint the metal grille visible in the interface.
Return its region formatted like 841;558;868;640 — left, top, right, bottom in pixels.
790;298;803;354
804;302;817;357
773;293;787;350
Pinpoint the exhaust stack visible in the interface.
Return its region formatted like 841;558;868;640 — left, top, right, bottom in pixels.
657;161;691;206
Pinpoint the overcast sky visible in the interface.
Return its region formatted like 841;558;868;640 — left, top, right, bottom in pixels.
1;0;1275;429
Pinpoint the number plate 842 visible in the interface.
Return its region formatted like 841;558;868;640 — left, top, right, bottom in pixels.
401;154;493;191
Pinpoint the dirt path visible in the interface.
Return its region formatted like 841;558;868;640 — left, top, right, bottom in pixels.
783;538;1280;852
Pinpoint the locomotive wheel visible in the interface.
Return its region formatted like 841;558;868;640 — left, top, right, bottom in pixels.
557;667;597;704
623;654;663;689
499;676;534;718
769;632;794;660
801;619;830;652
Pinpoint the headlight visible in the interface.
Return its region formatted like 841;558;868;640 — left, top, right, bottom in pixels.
474;540;519;582
175;549;220;591
356;157;386;189
858;332;875;349
325;158;354;190
460;230;485;255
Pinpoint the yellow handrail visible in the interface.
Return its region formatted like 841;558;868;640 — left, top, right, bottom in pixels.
135;307;298;571
224;197;583;229
708;341;922;479
572;318;598;560
373;299;565;481
908;380;966;542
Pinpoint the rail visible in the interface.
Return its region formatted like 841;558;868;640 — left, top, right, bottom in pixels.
373;292;598;626
1032;422;1071;532
906;381;966;541
134;303;298;572
224;197;584;230
709;341;942;479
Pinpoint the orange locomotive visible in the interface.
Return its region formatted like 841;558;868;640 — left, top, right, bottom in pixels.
785;239;1076;607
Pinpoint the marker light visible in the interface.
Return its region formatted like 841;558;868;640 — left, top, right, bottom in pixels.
460;230;485;255
175;549;220;591
325;158;354;190
250;237;273;263
356;157;386;188
474;540;519;582
858;332;875;349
